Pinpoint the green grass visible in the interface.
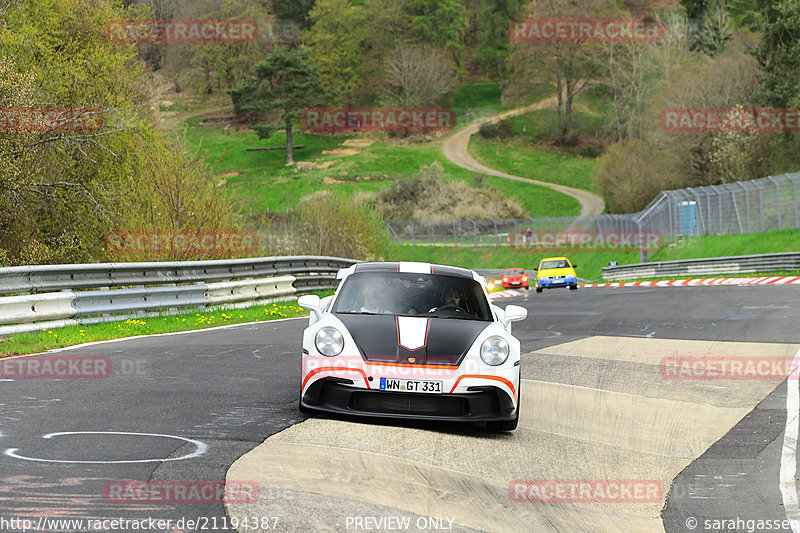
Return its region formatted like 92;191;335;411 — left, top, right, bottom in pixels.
182;117;581;217
649;229;800;261
388;228;800;281
467;87;613;195
0;299;313;357
447;81;554;127
470;139;598;193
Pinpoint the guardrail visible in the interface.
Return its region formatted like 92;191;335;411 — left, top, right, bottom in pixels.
0;256;359;336
602;252;800;281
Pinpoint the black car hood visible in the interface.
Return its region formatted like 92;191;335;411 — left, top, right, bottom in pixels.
336;314;488;366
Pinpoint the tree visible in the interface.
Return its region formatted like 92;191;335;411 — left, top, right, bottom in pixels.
594;36;769;213
302;0;368;104
272;0;316;30
0;0;240;264
474;0;526;77
510;0;611;142
753;0;800;108
409;0;469;69
601;12;693;141
229;46;325;165
384;43;458;106
187;0;278;95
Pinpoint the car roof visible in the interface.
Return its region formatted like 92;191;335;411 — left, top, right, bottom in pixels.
336;261;485;284
504;267;525;271
540;256;569;262
353;261;477;280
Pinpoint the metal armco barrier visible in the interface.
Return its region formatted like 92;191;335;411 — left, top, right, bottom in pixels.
602;252;800;281
0;256;359;336
0;256;353;295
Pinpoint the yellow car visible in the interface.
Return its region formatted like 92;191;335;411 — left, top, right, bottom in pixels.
534;257;578;293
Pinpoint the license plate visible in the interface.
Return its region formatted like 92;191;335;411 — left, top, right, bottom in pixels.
379;378;442;394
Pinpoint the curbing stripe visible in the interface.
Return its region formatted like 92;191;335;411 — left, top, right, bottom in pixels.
579;276;800;289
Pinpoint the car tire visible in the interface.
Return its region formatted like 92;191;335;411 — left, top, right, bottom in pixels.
298;400;311;414
535;287;543;293
569;284;578;290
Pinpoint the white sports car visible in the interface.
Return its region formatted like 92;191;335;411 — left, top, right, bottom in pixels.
297;261;527;431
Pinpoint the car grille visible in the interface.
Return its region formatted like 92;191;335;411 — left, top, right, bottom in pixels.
350;391;468;416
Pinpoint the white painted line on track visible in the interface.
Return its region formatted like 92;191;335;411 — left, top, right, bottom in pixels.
781;348;800;533
4;431;207;464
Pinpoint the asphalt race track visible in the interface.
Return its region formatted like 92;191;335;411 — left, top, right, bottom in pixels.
1;285;799;532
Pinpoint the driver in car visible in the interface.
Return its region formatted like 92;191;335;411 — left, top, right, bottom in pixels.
429;287;465;312
360;281;385;313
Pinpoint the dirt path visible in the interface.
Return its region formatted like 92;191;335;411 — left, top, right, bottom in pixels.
441;97;606;217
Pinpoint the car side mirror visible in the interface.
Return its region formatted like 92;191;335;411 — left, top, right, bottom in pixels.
503;305;527;327
532;268;537;271
298;294;322;321
571;263;577;268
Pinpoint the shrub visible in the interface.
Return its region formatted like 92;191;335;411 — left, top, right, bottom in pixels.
294;191;389;261
478;120;514;139
371;162;527;221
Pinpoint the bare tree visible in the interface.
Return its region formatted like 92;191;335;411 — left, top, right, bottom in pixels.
384;43;458;107
510;0;612;143
602;12;692;142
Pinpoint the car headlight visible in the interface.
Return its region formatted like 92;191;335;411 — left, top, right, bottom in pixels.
539;276;548;280
503;277;508;282
480;336;509;366
315;327;344;356
522;276;528;281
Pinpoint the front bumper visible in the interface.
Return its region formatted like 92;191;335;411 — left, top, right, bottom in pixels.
301;379;517;422
537;276;576;288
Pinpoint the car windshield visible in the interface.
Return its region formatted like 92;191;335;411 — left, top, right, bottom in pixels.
540;260;570;269
505;269;525;275
332;272;492;321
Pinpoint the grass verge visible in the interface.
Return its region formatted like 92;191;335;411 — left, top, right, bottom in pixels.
183;118;580;217
0;298;321;357
387;228;800;281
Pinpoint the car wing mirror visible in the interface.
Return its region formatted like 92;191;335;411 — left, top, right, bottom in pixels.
502;304;527;327
298;294;322;321
571;263;577;268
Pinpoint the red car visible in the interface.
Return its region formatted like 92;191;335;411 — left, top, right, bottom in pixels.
501;268;529;290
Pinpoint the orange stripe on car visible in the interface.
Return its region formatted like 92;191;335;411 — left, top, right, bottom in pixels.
449;374;516;400
303;366;370;390
395;316;431;352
